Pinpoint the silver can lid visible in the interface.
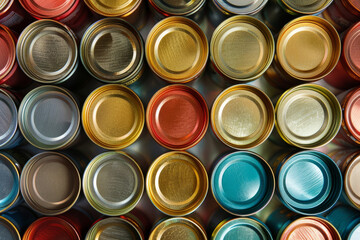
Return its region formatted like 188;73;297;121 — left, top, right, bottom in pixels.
0;89;18;148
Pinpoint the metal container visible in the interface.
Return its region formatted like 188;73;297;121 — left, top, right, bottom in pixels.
323;0;360;32
146;17;208;83
326;205;360;239
83;151;144;216
16;20;78;85
264;16;341;89
147;85;208;150
211;151;275;216
0;0;32;31
324;22;360;89
211;85;274;149
82;84;144;150
81;18;144;85
20;152;81;215
18;86;81;150
274;84;342;149
210;16;274;85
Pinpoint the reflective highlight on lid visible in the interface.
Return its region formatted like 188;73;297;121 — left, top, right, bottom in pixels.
344;88;360;142
149;0;205;15
0;89;18;148
0;153;19;213
213;0;268;14
19;0;76;18
84;0;141;16
344;22;360;80
0;24;15;80
0;216;20;240
282;0;332;14
349;223;360;240
345;155;360;208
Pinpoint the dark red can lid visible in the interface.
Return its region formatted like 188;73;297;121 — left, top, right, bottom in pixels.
0;25;15;80
344;22;360;79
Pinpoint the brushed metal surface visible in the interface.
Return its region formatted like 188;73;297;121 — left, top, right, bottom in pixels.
84;0;139;16
214;0;268;14
152;0;204;14
0;90;17;147
0;217;19;240
282;0;330;13
0;25;15;80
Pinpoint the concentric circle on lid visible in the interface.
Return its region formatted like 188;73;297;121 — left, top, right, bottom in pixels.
18;85;80;150
146;151;208;216
19;0;76;18
0;25;15;80
0;89;18;148
0;216;20;240
211;151;275;216
349;0;360;11
0;0;10;12
84;0;141;16
20;152;81;215
213;0;268;15
146;17;208;83
211;16;274;82
82;84;144;150
349;223;360;240
345;155;360;208
149;0;205;15
83;152;144;216
211;85;274;149
147;85;208;150
281;0;332;14
344;22;360;79
277;16;340;81
343;88;360;142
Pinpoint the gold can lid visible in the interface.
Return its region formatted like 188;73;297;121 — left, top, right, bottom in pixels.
345;155;360;209
149;0;205;16
82;84;144;150
281;0;332;14
275;84;342;149
146;151;208;216
211;85;274;149
84;0;141;17
146;17;208;83
0;0;8;11
211;16;274;82
277;16;340;81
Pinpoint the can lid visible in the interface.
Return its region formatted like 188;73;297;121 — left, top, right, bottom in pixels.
349;223;360;239
19;0;76;18
0;0;10;12
85;217;143;240
0;216;20;240
84;0;140;16
0;25;15;80
211;85;274;149
81;18;144;83
16;20;78;84
149;0;205;15
211;151;275;216
277;16;340;81
146;17;208;83
211;16;274;82
343;88;360;142
349;0;360;11
18;86;80;150
213;0;267;15
281;0;332;14
20;152;81;215
83;152;144;216
275;84;341;149
149;217;207;240
343;22;360;79
147;151;208;216
0;89;18;148
345;155;360;208
147;85;208;150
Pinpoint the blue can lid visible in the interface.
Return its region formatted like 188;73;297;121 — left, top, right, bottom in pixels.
349;223;360;240
0;154;19;212
211;151;274;216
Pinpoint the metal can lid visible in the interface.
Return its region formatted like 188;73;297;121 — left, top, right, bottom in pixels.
0;0;10;12
20;152;81;215
146;17;208;83
343;22;360;79
83;151;144;216
19;0;76;18
81;18;144;83
0;89;18;148
349;0;360;11
84;0;140;16
345;154;360;208
277;16;340;81
149;217;207;240
211;85;274;149
149;0;205;15
281;0;332;14
349;223;360;239
0;25;15;80
343;88;360;142
211;16;274;82
0;216;20;240
147;85;208;150
82;84;144;150
213;0;267;15
147;151;208;216
211;151;275;216
278;151;342;215
275;84;341;149
85;217;143;240
18;86;80;150
16;20;78;84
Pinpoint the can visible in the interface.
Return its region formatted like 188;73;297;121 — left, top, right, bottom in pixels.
274;84;342;148
146;151;208;216
323;0;360;32
324;22;360;89
83;151;144;216
264;16;341;89
147;85;208;150
0;0;32;32
210;16;274;85
82;84;144;150
146;17;208;83
211;85;274;149
18;86;81;150
326;205;360;239
81;18;144;85
16;20;78;85
211;151;275;216
20;152;81;215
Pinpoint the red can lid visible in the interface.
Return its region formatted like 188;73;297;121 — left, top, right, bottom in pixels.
344;88;360;141
349;0;360;12
0;25;15;80
19;0;76;18
344;22;360;78
23;217;80;240
147;85;208;150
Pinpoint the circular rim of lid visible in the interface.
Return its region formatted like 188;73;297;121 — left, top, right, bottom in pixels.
83;151;144;216
18;85;80;150
275;84;342;149
0;0;12;12
146;84;208;150
281;0;332;14
82;84;144;150
344;154;360;209
276;16;341;81
211;151;275;216
210;15;274;82
18;0;76;18
0;89;18;148
146;151;208;216
343;22;360;79
149;217;207;240
349;222;360;239
343;87;360;142
213;0;268;15
145;16;208;83
16;19;78;84
149;0;205;15
0;216;20;240
83;0;141;17
20;152;81;215
80;17;144;83
348;0;360;12
0;24;15;80
211;84;274;149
